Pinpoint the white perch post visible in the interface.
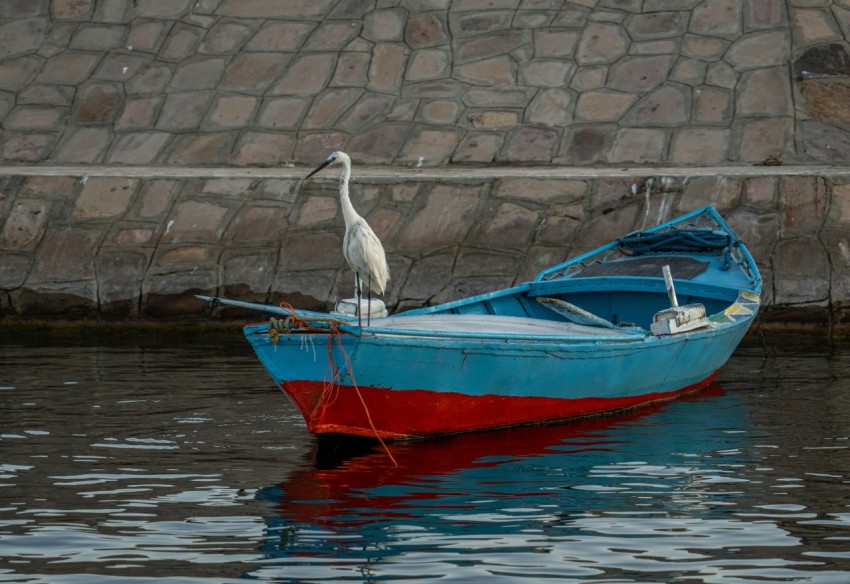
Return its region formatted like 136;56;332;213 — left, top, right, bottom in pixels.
662;265;678;308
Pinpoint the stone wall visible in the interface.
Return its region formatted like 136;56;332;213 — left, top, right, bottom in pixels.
1;0;850;166
2;1;850;329
3;166;850;331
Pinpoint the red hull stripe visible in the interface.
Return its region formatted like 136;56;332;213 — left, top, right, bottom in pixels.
282;372;719;440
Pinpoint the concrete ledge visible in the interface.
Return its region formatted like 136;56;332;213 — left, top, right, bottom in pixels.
3;164;850;180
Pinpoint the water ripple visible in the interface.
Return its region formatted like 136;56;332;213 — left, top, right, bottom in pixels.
1;334;850;581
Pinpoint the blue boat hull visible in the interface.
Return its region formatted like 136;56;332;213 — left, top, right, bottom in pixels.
244;305;754;439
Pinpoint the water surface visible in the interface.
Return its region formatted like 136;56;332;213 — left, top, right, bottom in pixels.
1;331;849;582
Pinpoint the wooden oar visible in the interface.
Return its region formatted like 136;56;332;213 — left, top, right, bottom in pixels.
536;297;641;334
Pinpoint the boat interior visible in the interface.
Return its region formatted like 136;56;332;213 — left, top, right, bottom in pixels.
394;252;754;334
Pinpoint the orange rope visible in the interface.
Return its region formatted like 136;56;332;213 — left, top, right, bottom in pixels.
311;323;343;416
275;302;343;417
276;302;398;467
332;331;398;467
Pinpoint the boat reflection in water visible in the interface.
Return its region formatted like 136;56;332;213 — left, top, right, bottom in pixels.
263;386;723;522
250;384;828;582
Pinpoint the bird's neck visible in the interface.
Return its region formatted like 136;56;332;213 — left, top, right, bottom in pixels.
338;163;359;225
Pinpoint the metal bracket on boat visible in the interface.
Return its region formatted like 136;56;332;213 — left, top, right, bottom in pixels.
650;265;711;336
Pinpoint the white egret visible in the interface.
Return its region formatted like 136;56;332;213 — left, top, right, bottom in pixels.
305;151;389;327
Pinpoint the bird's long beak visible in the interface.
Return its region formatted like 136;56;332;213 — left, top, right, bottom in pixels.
305;158;333;179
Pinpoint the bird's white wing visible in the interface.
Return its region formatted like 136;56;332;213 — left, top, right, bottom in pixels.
345;219;389;294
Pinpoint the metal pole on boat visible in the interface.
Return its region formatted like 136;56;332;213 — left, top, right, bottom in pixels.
662;265;678;308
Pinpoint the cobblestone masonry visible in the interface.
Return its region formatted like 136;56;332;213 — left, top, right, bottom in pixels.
3;165;850;331
2;0;850;166
2;1;850;329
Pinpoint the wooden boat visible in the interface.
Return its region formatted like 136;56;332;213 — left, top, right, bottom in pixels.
198;205;761;441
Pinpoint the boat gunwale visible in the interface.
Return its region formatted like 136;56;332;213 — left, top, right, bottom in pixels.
245;321;648;343
243;309;754;348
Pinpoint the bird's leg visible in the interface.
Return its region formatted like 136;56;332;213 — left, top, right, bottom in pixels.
366;276;372;327
355;272;362;328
